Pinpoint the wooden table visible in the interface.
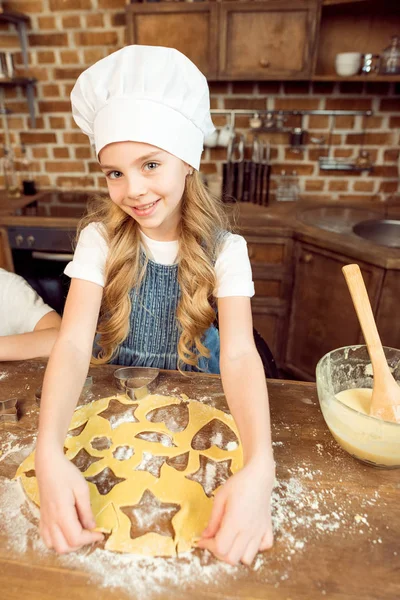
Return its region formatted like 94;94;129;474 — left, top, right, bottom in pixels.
0;360;399;600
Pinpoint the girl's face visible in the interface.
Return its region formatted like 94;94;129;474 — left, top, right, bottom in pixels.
99;141;191;241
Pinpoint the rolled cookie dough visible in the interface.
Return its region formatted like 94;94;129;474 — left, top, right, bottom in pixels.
16;392;243;556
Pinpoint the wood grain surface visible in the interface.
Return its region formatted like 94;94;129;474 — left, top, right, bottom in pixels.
0;360;399;600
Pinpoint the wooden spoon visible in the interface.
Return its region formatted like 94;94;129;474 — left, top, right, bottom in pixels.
342;264;400;423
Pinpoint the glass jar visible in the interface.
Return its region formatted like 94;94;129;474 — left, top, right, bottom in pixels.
2;146;21;199
379;35;400;75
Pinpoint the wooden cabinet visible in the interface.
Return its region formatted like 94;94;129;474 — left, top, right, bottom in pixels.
126;3;218;79
126;1;318;81
376;270;400;351
285;241;384;380
0;227;13;271
315;0;400;78
126;0;400;82
244;234;293;365
219;1;318;80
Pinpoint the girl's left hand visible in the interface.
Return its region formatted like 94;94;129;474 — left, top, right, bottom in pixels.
196;460;275;566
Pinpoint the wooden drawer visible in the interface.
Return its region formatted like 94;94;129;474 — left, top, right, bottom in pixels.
254;278;282;299
247;242;285;265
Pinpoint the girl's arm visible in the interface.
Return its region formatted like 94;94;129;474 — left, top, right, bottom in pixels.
197;296;275;565
0;311;61;361
35;278;104;553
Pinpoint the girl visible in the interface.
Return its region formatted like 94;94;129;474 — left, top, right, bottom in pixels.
35;45;275;566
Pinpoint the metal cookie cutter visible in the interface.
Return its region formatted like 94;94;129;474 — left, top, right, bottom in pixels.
0;397;19;423
114;367;160;400
35;375;93;406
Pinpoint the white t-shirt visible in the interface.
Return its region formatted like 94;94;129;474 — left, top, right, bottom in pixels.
0;269;54;336
64;223;255;298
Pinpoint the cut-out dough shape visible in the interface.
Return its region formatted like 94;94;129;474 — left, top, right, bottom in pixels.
71;448;102;472
120;489;180;540
191;419;239;451
135;431;176;448
113;446;135;461
86;467;126;495
166;451;189;472
91;436;112;451
16;392;243;556
67;422;88;437
146;403;189;432
99;398;139;429
186;455;233;497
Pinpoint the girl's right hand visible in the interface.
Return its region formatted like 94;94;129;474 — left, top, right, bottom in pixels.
35;450;104;553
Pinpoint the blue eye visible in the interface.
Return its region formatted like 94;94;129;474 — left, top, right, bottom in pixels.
106;170;123;180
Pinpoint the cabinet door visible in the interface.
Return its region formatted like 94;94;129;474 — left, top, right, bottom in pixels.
244;235;293;365
376;271;400;351
126;3;218;79
285;242;383;381
0;228;13;271
219;0;318;79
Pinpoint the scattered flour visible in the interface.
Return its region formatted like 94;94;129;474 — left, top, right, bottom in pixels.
226;441;238;451
0;477;236;598
0;432;36;463
0;427;389;599
0;371;9;381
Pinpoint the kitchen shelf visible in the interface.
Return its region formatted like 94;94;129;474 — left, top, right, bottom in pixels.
312;75;400;82
322;0;370;5
0;11;30;69
0;78;36;127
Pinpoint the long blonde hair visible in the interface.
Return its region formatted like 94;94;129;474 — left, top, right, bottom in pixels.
78;172;230;370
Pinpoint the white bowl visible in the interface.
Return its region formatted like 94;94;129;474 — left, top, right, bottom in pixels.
335;52;361;76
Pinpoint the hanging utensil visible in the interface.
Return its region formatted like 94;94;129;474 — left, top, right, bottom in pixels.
249;136;260;204
227;134;244;201
259;142;271;206
235;134;245;201
223;134;235;199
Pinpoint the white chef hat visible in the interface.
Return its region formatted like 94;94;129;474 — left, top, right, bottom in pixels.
70;45;215;170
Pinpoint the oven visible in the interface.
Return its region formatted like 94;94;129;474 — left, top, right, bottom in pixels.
8;226;76;316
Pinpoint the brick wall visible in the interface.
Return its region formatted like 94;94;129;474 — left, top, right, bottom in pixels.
0;0;399;204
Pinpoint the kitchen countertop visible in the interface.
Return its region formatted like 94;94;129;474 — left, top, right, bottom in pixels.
0;360;399;600
1;191;400;269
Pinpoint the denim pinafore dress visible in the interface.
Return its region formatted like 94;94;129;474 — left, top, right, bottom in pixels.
110;250;220;374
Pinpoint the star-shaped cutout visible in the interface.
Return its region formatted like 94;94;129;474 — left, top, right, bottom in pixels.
98;398;139;429
146;403;189;433
135;451;166;478
71;448;102;473
120;489;180;540
86;467;126;495
186;455;233;497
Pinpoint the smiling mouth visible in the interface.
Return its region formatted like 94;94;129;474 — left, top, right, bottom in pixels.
133;199;160;211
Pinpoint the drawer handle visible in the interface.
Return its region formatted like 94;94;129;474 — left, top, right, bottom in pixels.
301;253;313;264
259;59;270;68
248;246;255;259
